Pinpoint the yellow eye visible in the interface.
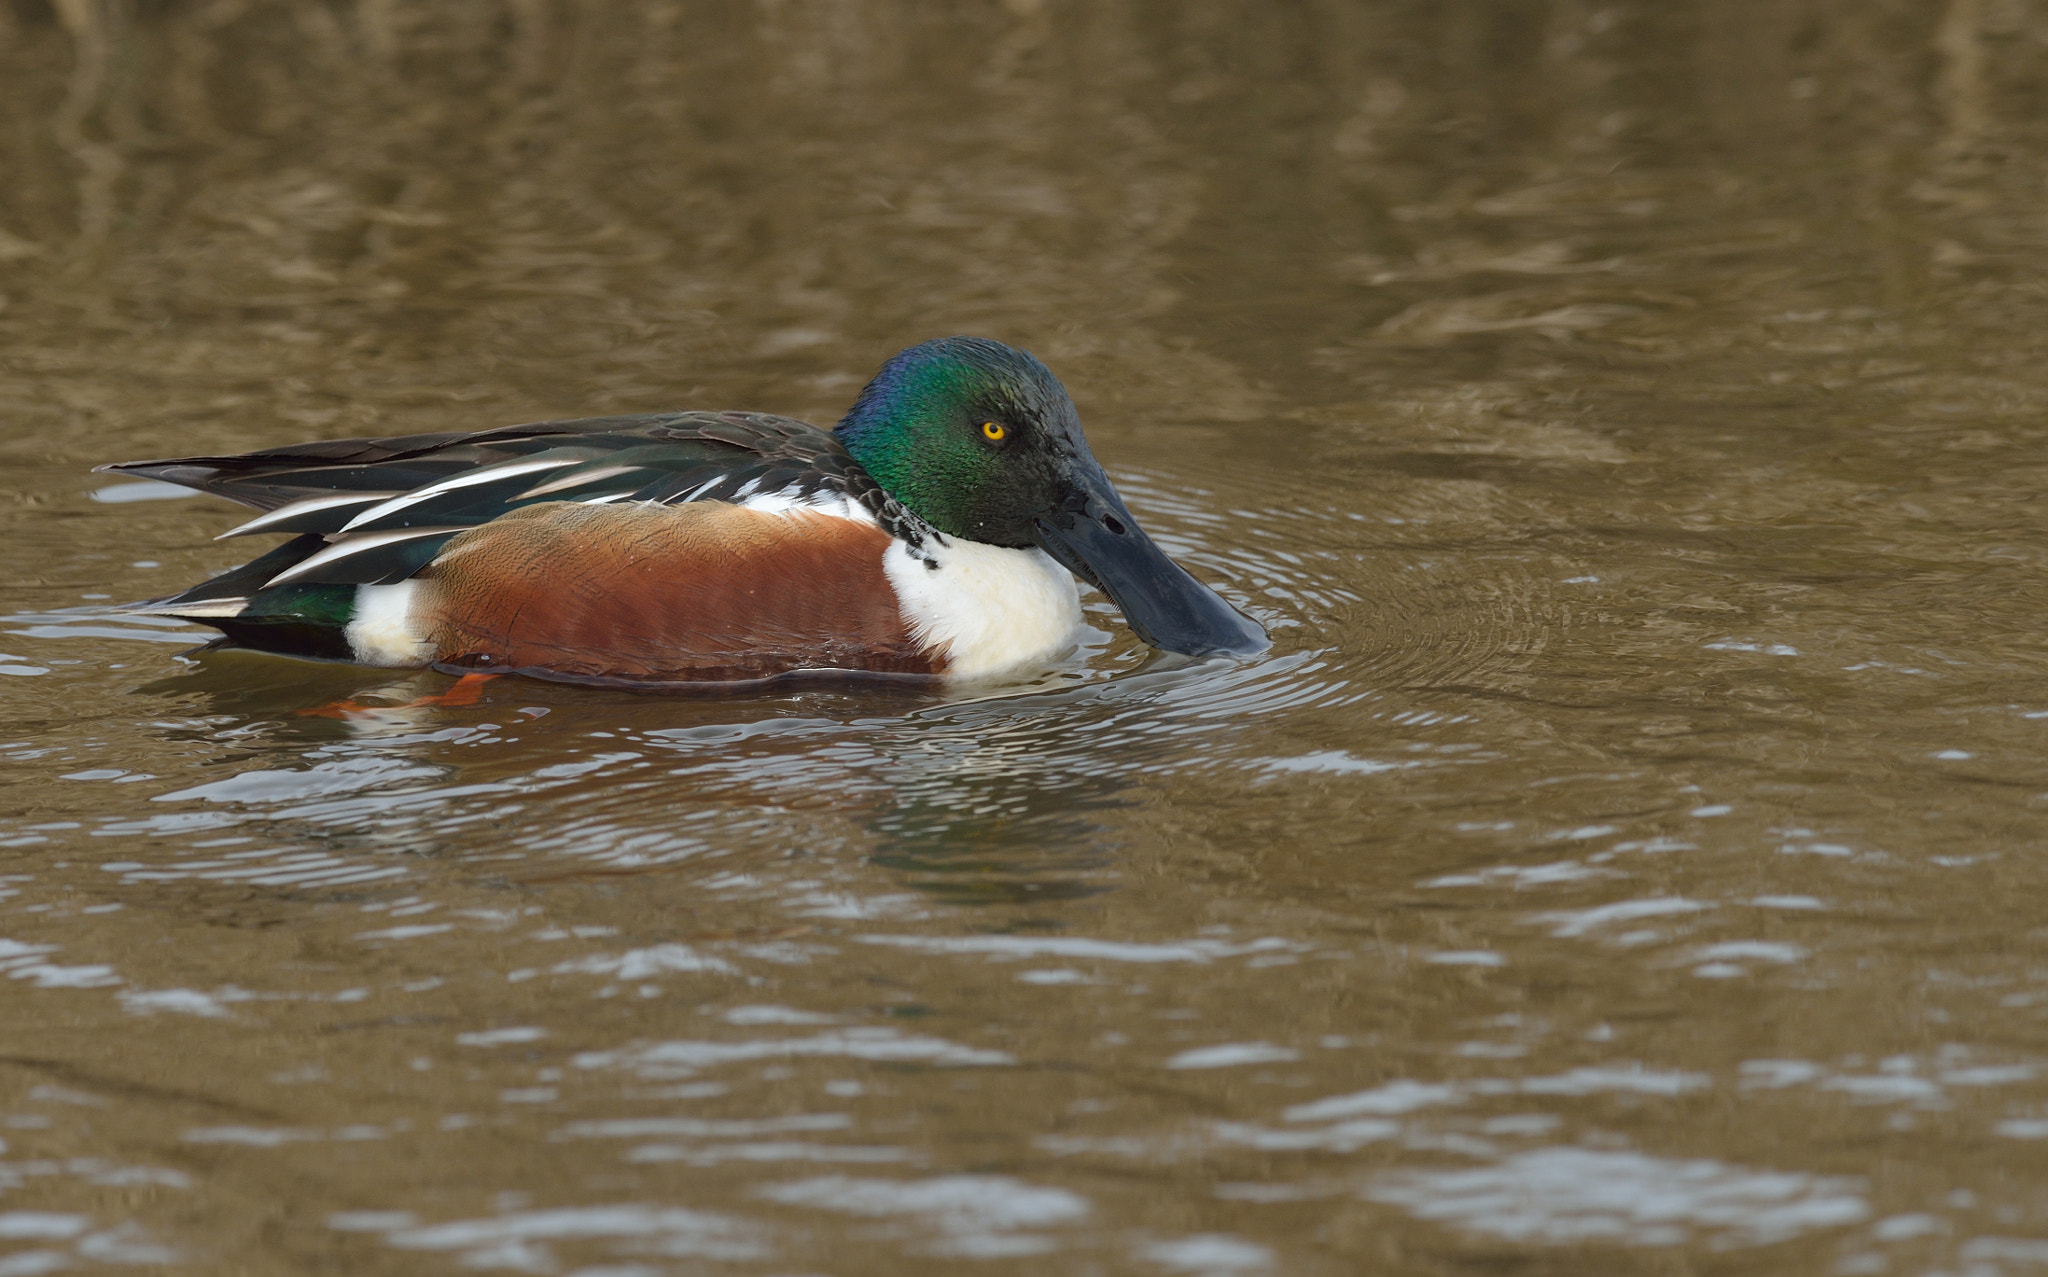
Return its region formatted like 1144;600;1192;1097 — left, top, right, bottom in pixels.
981;421;1006;443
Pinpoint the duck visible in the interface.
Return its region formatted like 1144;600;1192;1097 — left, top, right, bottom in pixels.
99;337;1268;688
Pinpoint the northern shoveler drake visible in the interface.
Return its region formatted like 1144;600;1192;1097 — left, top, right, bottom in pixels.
99;337;1267;687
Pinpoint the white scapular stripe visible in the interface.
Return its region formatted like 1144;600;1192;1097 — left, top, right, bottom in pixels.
263;527;461;587
882;538;1081;681
517;464;643;500
129;596;249;618
736;485;878;526
215;492;397;540
340;457;581;531
671;475;726;504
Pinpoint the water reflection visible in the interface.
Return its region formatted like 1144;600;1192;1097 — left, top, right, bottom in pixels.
1367;1147;1870;1248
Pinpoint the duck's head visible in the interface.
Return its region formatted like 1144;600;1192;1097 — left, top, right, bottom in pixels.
835;336;1268;658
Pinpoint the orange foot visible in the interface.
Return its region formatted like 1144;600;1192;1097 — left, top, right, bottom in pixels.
297;672;504;719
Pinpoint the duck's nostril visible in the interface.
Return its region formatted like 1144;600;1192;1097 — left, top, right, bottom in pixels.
1101;514;1126;536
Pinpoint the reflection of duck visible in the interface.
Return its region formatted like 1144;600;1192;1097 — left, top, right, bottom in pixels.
103;338;1264;686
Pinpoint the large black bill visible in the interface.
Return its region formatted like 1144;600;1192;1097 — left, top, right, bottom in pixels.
1030;480;1269;658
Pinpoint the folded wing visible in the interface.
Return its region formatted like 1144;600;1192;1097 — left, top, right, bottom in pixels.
100;411;887;607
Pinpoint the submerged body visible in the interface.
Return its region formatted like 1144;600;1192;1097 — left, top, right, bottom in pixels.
103;339;1264;685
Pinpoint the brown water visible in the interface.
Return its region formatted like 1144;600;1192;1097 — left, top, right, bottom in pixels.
3;1;2048;1272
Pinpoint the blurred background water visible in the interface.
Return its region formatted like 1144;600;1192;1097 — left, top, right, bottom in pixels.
4;0;2048;1272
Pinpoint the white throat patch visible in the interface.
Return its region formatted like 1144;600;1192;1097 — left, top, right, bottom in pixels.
881;537;1083;681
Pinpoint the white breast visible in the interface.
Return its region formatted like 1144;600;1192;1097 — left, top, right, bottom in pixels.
882;537;1083;682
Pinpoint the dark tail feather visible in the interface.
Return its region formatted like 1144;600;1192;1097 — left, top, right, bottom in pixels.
124;562;360;663
202;585;359;661
95;430;479;512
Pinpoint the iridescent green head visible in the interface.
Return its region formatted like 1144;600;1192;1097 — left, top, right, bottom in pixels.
834;336;1078;548
834;337;1268;658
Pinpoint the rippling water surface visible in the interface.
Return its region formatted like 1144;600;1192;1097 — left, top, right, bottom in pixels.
5;1;2048;1273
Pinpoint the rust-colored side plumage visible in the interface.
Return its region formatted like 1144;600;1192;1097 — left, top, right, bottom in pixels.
416;502;940;682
